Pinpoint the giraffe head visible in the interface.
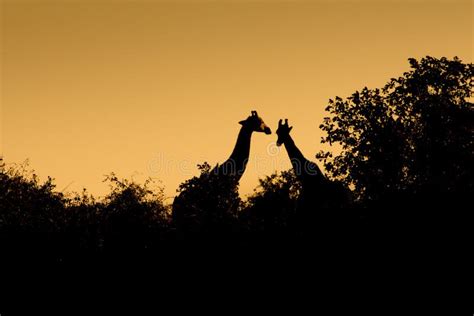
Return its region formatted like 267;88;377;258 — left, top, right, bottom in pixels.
276;119;293;146
239;111;271;134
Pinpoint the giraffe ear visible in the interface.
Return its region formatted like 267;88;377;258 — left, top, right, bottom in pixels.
239;120;246;125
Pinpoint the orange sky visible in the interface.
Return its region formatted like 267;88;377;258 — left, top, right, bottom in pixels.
1;0;472;200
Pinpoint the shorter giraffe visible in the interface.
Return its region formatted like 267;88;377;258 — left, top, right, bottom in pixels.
276;119;350;231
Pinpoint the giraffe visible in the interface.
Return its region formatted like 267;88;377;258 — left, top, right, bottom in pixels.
172;111;271;237
213;110;271;181
276;119;350;233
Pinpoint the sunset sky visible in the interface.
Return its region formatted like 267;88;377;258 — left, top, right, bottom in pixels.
2;0;472;200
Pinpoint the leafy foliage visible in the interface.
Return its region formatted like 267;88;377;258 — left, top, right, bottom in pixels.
100;173;170;251
0;162;169;255
318;56;473;206
240;170;300;234
0;162;67;232
172;162;242;236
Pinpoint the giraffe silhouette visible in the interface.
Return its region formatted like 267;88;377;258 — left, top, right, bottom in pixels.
276;119;351;233
172;111;271;237
212;110;271;181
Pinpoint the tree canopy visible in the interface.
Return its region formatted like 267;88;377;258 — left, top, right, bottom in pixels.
317;56;473;208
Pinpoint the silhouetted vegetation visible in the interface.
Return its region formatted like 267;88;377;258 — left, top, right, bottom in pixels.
0;162;170;262
317;56;473;212
1;56;472;265
240;170;300;237
172;162;241;239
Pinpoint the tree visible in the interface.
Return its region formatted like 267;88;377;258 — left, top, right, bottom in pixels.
318;56;473;208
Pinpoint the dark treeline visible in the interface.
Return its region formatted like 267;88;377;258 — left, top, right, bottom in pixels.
1;56;472;268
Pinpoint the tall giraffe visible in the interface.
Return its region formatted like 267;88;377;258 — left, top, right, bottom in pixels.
213;110;271;181
172;111;271;236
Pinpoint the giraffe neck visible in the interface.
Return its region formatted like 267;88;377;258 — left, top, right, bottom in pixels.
218;126;253;181
282;134;326;185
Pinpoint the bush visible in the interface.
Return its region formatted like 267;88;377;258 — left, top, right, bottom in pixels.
172;162;242;237
240;170;300;235
0;162;170;258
